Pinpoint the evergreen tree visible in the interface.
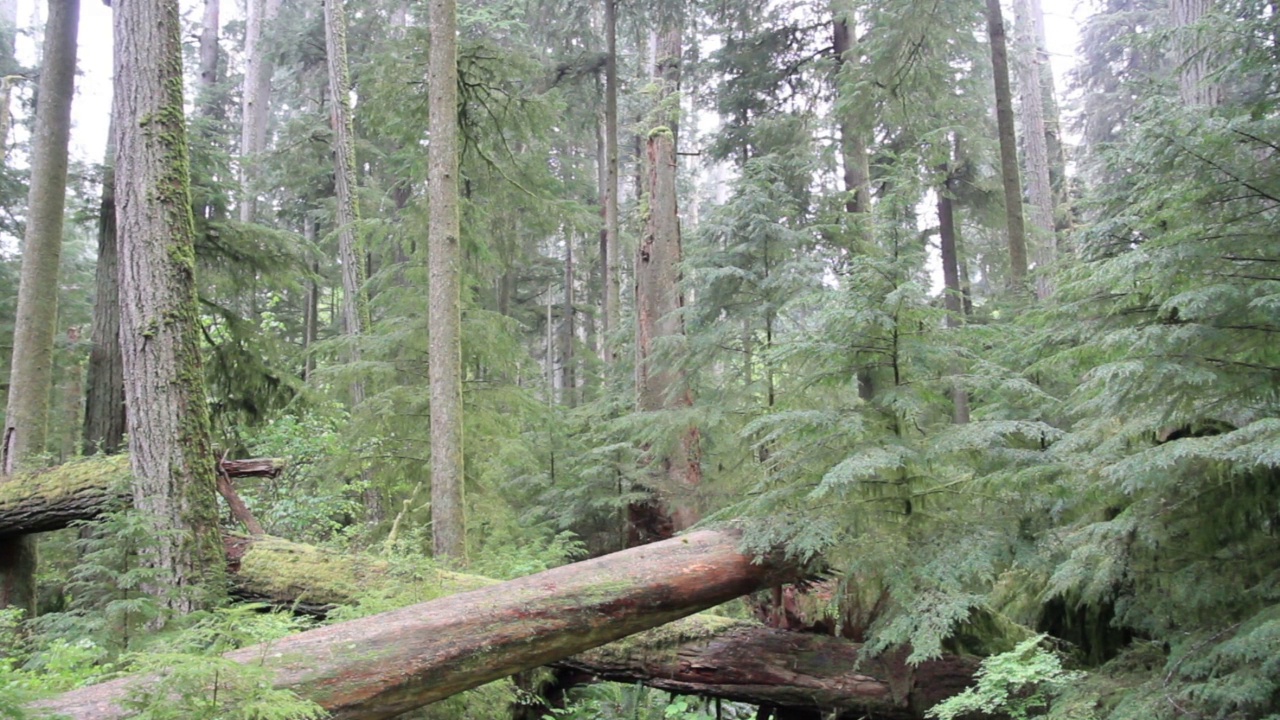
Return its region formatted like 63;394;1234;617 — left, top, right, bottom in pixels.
0;0;78;614
114;0;224;615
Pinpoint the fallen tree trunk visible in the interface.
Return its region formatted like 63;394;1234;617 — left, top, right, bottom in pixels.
0;454;283;538
38;529;796;720
228;535;977;718
566;617;977;719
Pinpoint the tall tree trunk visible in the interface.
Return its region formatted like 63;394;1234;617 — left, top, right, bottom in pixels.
302;217;319;383
1014;0;1055;299
601;0;620;362
630;6;700;546
114;0;224;615
984;0;1029;293
323;0;380;523
633;129;701;544
0;0;78;615
937;160;970;425
1028;0;1069;224
83;120;125;456
198;0;219;100
238;0;281;223
323;0;368;387
560;238;576;406
0;0;17;160
1171;0;1221;107
831;0;875;402
428;0;465;562
57;327;82;462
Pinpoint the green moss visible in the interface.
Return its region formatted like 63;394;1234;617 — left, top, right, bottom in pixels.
0;455;132;507
236;536;494;609
583;615;751;665
647;125;673;139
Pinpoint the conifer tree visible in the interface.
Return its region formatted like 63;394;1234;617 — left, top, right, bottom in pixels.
114;0;224;614
429;0;465;562
0;0;79;614
82;120;125;456
1014;0;1055;298
985;0;1029;291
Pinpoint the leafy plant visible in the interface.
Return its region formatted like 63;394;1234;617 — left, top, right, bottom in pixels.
929;635;1084;720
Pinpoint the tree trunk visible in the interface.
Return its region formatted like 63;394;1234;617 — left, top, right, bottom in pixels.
1171;0;1221;107
114;0;225;615
302;216;319;383
633;127;701;544
238;0;281;223
198;0;219;102
560;237;576;406
601;0;620;363
0;0;17;159
565;619;977;718
0;0;79;615
832;2;872;218
1027;0;1069;225
37;530;795;720
984;0;1029;293
1013;0;1055;299
428;0;465;562
831;0;875;402
83;120;125;457
937;164;970;425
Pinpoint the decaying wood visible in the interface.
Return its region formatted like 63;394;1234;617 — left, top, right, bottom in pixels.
38;530;797;720
565;618;976;718
225;535;974;718
0;455;284;538
215;473;265;536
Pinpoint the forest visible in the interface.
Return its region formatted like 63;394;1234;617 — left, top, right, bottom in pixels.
0;0;1274;716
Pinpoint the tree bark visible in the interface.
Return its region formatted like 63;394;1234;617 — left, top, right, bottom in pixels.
633;127;701;545
238;0;281;223
323;0;382;523
565;619;977;718
937;162;970;425
984;0;1029;293
831;0;875;402
1171;0;1221;107
1013;0;1055;299
0;0;79;614
198;0;219;102
560;237;577;406
302;217;319;383
601;0;620;363
1027;0;1069;225
428;0;465;562
37;530;796;720
83;117;125;457
113;0;226;614
0;455;283;538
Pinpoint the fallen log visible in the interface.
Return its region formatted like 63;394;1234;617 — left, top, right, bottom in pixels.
229;534;978;718
0;454;285;538
37;529;796;720
566;616;977;718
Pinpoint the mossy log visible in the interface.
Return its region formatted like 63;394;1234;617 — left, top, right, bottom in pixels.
38;529;797;720
224;536;973;716
0;455;284;538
